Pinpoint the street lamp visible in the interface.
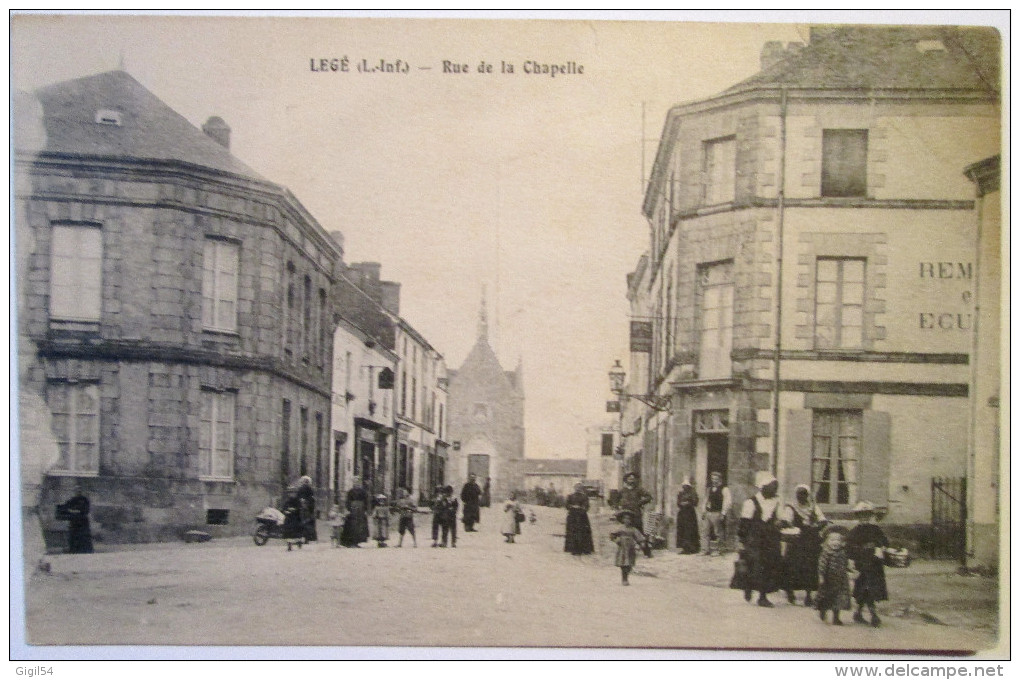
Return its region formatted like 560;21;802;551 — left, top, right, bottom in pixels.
607;359;672;413
609;359;626;396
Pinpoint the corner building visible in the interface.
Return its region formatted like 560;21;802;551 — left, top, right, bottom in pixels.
16;71;340;545
630;27;999;547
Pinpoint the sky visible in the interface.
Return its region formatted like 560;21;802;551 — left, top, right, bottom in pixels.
11;11;997;460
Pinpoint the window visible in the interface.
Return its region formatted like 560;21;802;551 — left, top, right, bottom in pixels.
281;399;291;482
703;136;736;205
812;410;862;505
821;129;868;197
400;369;407;415
206;509;229;525
285;263;296;358
202;239;238;332
48;383;100;474
200;391;235;479
601;433;615;457
302;275;312;360
300;406;309;476
315;412;324;487
318;289;328;369
697;261;734;379
411;377;417;420
815;258;865;349
50;224;102;322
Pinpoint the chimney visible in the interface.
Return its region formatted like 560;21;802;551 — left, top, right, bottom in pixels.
202;116;231;149
380;281;401;316
352;262;382;283
760;41;786;70
328;230;345;260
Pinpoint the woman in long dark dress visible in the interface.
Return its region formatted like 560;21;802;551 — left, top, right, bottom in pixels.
297;476;317;543
735;473;783;607
65;493;94;554
340;482;370;547
848;501;889;627
563;483;594;555
281;492;304;540
780;484;827;606
675;481;700;554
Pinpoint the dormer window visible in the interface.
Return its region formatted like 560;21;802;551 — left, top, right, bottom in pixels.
916;40;946;53
95;109;122;126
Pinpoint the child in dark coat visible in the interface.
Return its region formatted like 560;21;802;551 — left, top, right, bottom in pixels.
847;501;889;627
816;524;852;625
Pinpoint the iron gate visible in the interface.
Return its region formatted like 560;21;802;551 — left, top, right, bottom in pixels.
929;476;967;563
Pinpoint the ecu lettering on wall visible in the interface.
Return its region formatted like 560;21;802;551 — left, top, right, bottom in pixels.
918;261;973;331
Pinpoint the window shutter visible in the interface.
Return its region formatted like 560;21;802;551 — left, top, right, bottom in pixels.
783;409;813;498
859;410;891;508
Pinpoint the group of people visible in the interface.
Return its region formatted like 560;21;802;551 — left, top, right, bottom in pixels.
733;472;889;627
322;474;491;549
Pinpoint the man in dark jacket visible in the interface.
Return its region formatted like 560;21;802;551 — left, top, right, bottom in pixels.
460;474;483;532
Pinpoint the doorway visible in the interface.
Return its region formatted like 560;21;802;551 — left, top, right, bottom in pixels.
694;433;729;491
468;454;490;481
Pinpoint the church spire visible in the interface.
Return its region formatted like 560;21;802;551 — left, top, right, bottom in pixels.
477;284;488;340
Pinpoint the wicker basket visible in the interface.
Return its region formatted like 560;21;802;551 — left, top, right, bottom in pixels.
884;547;912;568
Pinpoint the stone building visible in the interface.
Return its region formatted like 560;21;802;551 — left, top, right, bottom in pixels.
330;259;449;504
393;319;449;503
329;314;397;505
15;71;341;546
963;154;1001;569
447;299;526;502
624;27;999;550
523;459;588;496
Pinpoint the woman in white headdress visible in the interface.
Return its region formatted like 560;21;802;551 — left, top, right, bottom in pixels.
735;471;783;607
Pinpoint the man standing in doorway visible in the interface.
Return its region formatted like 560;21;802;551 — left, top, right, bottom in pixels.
702;471;732;556
460;474;483;532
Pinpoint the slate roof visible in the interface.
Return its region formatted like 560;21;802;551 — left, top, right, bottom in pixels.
726;25;1000;94
32;70;265;180
522;459;587;476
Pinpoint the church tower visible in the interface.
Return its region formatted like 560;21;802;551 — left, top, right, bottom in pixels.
446;291;525;502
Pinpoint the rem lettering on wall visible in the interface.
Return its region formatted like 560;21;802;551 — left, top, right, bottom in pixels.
918;262;973;330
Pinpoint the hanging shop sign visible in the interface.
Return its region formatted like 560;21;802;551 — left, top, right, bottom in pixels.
630;321;653;353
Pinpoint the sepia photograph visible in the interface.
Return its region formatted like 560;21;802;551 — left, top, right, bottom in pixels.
10;10;1007;662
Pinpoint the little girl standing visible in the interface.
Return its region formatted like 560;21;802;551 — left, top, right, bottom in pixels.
372;494;391;548
502;494;522;543
816;524;851;625
611;510;645;585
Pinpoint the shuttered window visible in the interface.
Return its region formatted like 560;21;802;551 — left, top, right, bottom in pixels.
815;257;865;349
697;261;734;379
48;383;100;474
50;224;102;322
703;136;736;205
200;390;235;479
811;410;862;506
202;239;239;332
821;129;868;197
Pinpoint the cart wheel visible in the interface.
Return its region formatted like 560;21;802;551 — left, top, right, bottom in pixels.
253;527;270;546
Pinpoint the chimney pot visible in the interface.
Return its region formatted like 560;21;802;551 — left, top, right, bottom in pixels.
202;116;231;150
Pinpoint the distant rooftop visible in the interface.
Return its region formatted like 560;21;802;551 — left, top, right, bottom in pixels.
522;459;587;476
